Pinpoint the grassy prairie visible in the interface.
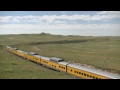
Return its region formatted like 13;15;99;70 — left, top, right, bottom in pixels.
0;33;120;78
0;46;75;79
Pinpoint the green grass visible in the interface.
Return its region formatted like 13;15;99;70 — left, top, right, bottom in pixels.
0;47;75;79
0;33;120;78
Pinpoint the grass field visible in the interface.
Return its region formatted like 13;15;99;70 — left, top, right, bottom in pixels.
0;33;120;78
0;45;75;79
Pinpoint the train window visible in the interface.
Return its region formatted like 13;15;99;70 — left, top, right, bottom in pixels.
90;75;92;78
74;71;76;73
93;76;95;79
91;76;94;79
84;74;86;76
59;66;60;68
94;77;98;79
71;70;72;72
81;73;83;75
87;74;89;77
96;77;99;79
76;71;78;73
63;67;65;69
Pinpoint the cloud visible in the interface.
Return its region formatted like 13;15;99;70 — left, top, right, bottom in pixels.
0;11;120;36
0;23;120;36
61;11;67;14
97;11;120;15
0;11;120;24
0;23;120;30
97;11;120;19
0;16;13;22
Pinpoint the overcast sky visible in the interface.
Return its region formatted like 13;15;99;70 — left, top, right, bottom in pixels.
0;11;120;36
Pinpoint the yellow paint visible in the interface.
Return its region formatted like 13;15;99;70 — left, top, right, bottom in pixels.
6;46;111;79
67;66;108;79
41;59;49;66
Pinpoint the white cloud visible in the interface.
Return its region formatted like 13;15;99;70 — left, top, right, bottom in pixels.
0;23;120;36
0;23;120;30
0;12;120;36
97;11;120;15
61;11;67;14
0;12;120;24
0;16;13;22
97;11;120;18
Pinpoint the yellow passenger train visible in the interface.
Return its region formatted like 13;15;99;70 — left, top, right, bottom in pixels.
6;46;120;79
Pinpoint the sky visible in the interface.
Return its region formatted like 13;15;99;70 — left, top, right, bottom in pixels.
0;11;120;36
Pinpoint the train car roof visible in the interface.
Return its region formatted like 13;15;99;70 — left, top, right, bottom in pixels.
33;55;42;58
17;50;23;52
13;48;19;50
17;50;28;54
29;52;38;55
67;64;120;79
50;57;64;62
58;61;69;65
7;46;12;48
41;56;50;61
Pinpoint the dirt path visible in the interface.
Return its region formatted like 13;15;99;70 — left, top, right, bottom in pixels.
33;46;41;51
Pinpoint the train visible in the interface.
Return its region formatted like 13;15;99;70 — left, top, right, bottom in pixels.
6;46;120;79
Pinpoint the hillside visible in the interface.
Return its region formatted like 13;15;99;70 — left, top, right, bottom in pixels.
0;33;120;78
